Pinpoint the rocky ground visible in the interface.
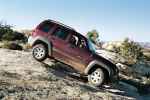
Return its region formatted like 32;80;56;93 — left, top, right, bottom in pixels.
0;48;150;100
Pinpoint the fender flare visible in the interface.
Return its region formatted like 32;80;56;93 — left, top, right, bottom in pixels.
29;36;52;56
84;60;112;76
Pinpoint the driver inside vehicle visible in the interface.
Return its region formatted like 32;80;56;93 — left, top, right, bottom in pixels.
70;35;78;46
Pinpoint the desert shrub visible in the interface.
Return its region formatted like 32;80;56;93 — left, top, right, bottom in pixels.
1;41;23;50
116;38;144;64
13;31;28;43
0;23;13;40
2;31;15;41
2;31;27;42
0;22;27;42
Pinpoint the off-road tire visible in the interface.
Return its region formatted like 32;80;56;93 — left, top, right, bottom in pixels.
88;68;105;87
32;44;48;61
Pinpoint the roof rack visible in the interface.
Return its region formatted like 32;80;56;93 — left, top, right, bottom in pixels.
48;19;76;31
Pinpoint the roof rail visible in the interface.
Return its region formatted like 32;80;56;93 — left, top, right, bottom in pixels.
48;19;76;31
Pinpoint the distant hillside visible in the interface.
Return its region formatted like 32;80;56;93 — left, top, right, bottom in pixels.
102;41;150;49
139;42;150;49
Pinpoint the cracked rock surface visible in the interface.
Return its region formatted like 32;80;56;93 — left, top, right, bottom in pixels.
0;48;149;100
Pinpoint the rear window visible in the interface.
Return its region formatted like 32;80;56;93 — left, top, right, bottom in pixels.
38;21;54;33
52;27;70;40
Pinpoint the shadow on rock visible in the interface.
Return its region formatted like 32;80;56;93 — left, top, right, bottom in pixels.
41;62;87;82
40;62;150;100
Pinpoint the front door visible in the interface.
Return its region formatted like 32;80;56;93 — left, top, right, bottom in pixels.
66;34;92;72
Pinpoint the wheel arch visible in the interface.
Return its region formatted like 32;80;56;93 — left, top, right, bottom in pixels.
84;60;112;79
32;37;52;56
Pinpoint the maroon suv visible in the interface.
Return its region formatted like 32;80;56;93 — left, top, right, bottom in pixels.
28;20;118;86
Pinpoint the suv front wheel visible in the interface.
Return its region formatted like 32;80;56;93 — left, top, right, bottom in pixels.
88;68;105;87
32;44;48;61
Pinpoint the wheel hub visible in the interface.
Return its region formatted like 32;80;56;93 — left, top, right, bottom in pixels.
90;70;102;84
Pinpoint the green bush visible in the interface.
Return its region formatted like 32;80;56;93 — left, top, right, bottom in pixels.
2;31;27;42
1;31;14;41
0;22;27;42
0;23;13;40
117;38;144;64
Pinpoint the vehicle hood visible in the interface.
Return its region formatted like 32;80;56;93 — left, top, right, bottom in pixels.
94;50;117;64
91;50;119;74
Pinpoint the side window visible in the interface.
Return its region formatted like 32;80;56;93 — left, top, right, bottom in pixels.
52;27;69;40
70;34;87;49
78;37;88;49
38;21;53;33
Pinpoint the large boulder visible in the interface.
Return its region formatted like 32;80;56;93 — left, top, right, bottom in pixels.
96;49;150;82
102;41;122;51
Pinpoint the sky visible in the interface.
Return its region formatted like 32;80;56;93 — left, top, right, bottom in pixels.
0;0;150;42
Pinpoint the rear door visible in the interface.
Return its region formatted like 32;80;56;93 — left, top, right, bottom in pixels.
49;26;71;63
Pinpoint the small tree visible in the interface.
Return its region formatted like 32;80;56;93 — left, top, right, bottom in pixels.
86;29;102;48
86;29;99;44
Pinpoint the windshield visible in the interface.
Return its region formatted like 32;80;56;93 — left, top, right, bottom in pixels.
87;40;96;53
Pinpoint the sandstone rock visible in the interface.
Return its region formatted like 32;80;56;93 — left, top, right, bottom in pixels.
0;48;149;99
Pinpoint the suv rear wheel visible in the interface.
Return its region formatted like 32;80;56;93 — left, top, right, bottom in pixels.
32;44;48;61
88;68;105;87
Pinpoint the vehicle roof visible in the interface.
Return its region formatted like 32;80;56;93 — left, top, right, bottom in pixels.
44;19;87;40
45;19;76;31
